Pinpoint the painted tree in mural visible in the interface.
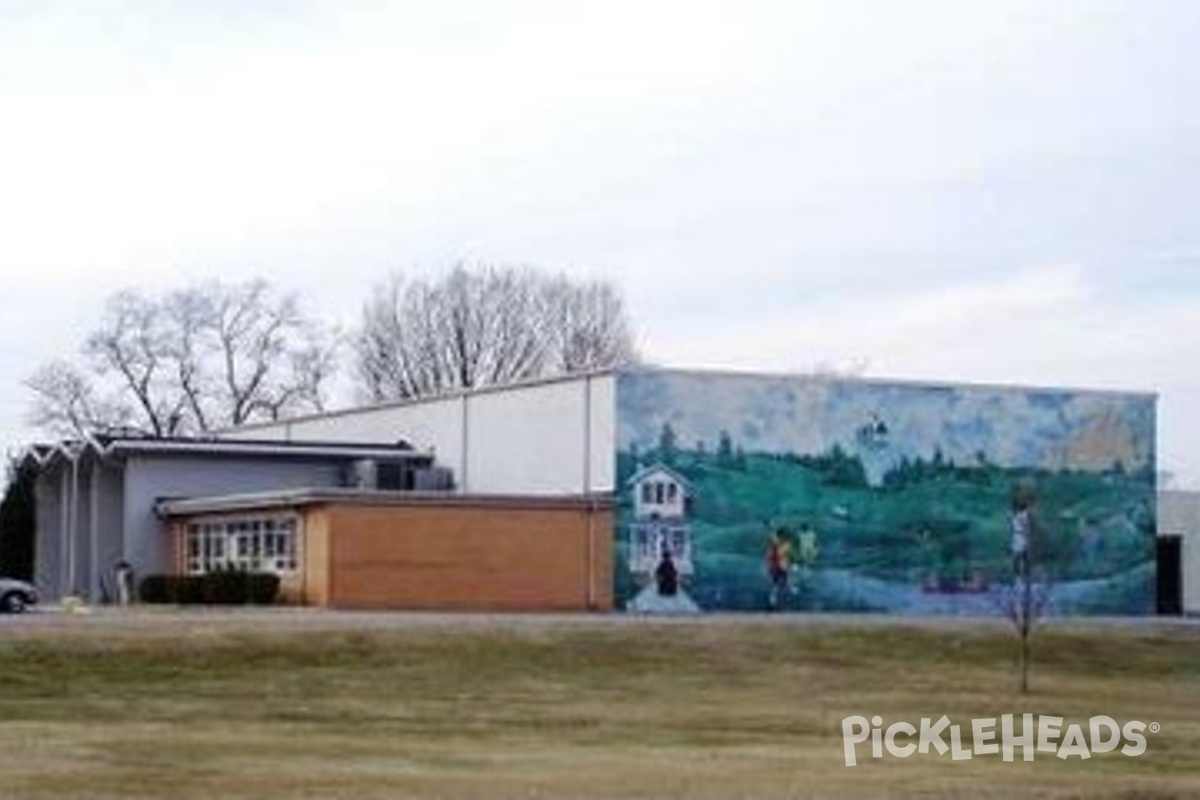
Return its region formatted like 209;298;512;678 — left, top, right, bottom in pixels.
26;280;338;438
354;264;636;401
717;430;734;466
657;423;678;465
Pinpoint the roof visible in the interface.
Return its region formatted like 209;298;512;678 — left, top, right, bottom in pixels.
155;488;613;517
20;435;432;470
223;367;617;434
621;364;1158;402
626;462;692;491
220;363;1155;441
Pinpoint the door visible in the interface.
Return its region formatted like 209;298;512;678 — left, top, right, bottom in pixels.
1157;535;1182;616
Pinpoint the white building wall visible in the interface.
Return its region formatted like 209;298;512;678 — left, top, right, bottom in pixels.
588;374;617;496
1158;490;1200;615
223;373;616;495
467;379;586;494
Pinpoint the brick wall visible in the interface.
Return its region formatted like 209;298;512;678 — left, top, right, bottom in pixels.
319;500;613;611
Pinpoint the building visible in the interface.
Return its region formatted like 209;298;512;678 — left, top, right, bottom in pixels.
22;366;1175;614
1155;490;1200;615
24;433;612;610
220;367;1163;615
156;489;611;610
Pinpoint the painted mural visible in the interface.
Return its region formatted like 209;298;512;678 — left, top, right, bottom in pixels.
614;370;1157;615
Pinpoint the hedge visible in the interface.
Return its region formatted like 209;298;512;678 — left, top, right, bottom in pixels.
138;571;281;605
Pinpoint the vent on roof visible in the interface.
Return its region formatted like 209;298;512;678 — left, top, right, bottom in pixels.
346;459;378;490
413;467;455;492
377;461;411;491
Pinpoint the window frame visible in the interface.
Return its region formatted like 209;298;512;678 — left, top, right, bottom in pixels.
184;514;300;576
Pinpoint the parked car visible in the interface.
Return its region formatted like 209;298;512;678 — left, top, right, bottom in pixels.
0;577;38;614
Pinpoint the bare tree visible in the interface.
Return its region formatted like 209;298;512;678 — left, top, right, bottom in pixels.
205;280;339;425
27;279;339;438
163;286;216;433
25;361;131;438
355;264;636;402
546;276;637;373
84;291;187;436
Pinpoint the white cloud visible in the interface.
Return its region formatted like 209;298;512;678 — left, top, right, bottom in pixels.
2;1;1200;488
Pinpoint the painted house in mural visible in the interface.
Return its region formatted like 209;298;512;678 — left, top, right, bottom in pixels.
627;463;693;575
34;365;1154;615
624;462;700;613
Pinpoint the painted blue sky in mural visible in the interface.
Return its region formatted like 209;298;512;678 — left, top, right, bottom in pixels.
618;369;1155;481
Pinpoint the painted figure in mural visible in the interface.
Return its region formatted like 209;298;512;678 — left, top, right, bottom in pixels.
655;548;679;597
1010;498;1032;579
797;523;820;572
916;526;940;591
766;529;792;609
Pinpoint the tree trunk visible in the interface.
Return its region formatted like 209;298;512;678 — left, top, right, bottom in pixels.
1020;627;1030;694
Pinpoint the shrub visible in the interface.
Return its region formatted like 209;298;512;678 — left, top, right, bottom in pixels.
177;575;206;605
138;575;174;604
137;571;280;605
203;569;248;605
245;572;281;605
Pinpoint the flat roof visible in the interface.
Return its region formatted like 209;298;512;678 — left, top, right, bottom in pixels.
220;363;1156;437
22;435;433;469
622;365;1158;401
156;488;613;517
223;367;616;434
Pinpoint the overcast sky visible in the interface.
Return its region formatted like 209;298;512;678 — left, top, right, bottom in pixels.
2;1;1198;486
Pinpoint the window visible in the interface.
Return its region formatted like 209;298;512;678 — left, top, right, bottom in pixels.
185;516;298;575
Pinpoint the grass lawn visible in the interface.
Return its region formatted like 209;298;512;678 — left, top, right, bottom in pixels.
1;613;1198;799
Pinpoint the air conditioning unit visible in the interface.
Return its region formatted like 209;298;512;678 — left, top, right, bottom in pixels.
376;461;408;491
413;467;455;492
346;459;378;490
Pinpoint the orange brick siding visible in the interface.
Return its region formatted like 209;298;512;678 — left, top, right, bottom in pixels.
320;502;613;611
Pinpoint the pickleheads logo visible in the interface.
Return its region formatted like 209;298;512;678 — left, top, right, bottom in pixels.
842;715;1157;767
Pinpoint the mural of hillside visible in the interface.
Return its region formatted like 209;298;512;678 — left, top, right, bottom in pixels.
614;369;1157;615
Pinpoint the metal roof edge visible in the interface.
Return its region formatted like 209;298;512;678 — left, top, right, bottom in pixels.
618;364;1158;400
156;488;615;517
220;368;617;434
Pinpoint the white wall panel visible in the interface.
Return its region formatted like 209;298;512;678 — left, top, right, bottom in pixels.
229;399;463;471
588;375;616;493
223;373;617;496
466;380;586;494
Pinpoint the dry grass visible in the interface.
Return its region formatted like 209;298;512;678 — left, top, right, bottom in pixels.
0;613;1198;799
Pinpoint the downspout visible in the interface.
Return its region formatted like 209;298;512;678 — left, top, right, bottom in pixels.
68;450;80;594
58;463;69;598
297;512;307;607
88;459;100;601
583;375;596;610
460;394;470;493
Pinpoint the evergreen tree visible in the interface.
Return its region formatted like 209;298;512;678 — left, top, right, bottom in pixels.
658;423;678;465
717;430;734;466
0;460;36;580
